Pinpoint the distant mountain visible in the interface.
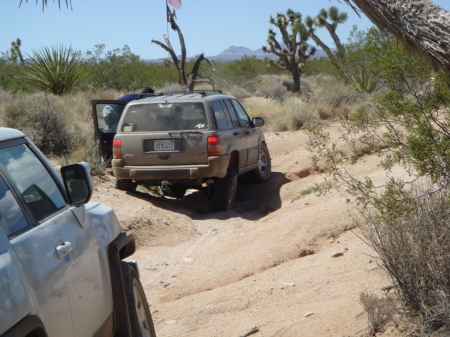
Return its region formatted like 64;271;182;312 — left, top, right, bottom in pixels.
208;45;327;61
204;45;271;62
146;45;326;63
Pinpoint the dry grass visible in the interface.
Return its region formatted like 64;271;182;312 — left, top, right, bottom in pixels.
360;291;398;336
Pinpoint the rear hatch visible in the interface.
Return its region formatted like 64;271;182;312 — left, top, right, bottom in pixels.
116;101;213;166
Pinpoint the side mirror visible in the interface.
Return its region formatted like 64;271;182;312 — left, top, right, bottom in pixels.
252;117;265;127
60;162;93;205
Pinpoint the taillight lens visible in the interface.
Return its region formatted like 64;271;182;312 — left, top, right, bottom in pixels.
113;139;122;159
207;135;222;156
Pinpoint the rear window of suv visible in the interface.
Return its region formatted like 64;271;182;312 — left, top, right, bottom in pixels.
121;102;208;132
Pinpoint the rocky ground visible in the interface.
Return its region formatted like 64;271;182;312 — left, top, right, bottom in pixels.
92;124;404;337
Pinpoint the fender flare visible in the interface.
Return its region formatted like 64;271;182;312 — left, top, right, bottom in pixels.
107;231;136;337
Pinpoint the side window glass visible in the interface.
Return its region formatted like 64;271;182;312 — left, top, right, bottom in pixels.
223;99;240;128
231;99;251;128
211;100;230;131
0;175;30;239
0;145;66;222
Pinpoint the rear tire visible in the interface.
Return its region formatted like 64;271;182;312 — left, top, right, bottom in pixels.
115;179;138;192
121;262;156;337
211;168;238;212
247;143;271;183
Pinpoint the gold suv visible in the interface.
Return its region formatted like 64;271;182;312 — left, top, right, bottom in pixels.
94;90;271;212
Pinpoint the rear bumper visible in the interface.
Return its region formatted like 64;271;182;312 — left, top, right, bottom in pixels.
111;154;230;181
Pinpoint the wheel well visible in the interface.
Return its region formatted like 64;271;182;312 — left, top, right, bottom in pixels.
228;151;239;171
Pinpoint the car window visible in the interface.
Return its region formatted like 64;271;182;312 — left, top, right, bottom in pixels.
211;100;231;131
0;145;66;222
121;102;208;131
231;99;251;127
223;99;240;128
0;175;30;239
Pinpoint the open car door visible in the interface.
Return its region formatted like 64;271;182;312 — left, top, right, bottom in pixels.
92;100;128;163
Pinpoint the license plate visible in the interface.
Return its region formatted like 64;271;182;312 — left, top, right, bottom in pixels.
154;139;175;151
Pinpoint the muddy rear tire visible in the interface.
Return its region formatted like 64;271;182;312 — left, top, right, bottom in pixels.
115;179;138;192
211;168;238;212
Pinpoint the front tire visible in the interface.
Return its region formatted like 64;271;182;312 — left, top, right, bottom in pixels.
211;168;238;212
121;262;156;337
247;143;271;183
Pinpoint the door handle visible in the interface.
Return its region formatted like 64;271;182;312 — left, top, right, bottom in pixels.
56;241;73;259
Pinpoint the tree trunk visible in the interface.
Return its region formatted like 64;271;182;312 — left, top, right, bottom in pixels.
347;0;450;73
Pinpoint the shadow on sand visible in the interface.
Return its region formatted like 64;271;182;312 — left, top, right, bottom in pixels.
125;172;291;221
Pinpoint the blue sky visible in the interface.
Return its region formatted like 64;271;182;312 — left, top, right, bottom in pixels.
2;0;450;60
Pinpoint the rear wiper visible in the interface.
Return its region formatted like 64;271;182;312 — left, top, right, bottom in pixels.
180;131;203;135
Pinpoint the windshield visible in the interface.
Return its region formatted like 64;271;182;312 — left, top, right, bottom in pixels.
121;102;208;132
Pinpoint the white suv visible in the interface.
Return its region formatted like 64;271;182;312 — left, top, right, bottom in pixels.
0;128;156;337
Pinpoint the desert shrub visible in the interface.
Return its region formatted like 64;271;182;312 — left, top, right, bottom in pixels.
0;89;13;124
359;187;450;334
306;35;450;334
255;75;288;99
243;95;320;132
225;86;252;100
3;92;75;156
305;75;368;105
345;62;378;94
2;91;101;166
360;291;398;336
302;75;370;121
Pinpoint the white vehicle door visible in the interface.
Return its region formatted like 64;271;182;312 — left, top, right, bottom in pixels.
0;142;112;337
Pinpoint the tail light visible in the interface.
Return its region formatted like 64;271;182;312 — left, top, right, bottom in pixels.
207;135;222;156
113;139;122;159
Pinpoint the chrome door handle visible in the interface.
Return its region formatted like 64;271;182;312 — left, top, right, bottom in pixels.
56;241;73;259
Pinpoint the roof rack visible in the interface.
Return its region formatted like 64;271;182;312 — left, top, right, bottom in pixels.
158;89;223;96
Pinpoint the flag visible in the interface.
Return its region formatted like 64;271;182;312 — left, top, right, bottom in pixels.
166;0;182;10
166;4;172;22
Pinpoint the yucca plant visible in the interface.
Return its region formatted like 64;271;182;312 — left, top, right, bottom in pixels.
345;62;378;94
25;45;81;95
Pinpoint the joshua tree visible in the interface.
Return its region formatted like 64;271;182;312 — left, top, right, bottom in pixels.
342;0;450;73
305;6;348;73
10;38;25;66
262;9;316;93
151;8;214;91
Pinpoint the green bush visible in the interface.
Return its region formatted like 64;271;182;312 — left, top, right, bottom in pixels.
306;30;450;335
